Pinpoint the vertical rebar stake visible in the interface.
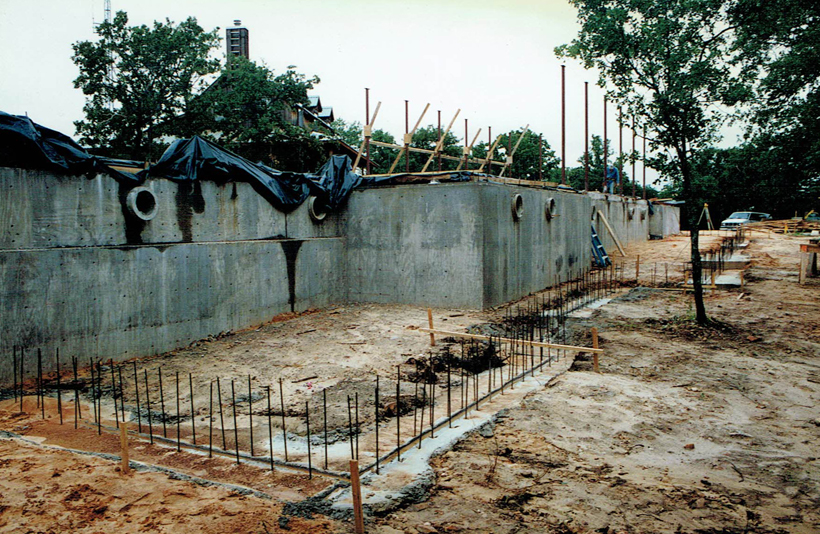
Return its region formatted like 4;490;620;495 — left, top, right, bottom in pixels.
158;368;167;438
208;381;213;458
323;387;328;471
396;365;401;462
347;395;354;459
133;361;142;433
176;371;181;452
247;375;253;456
306;401;312;479
144;369;153;444
189;373;196;446
111;361;119;429
56;348;62;424
266;386;274;471
279;377;288;462
231;379;239;464
12;346;17;403
217;377;226;449
375;375;380;474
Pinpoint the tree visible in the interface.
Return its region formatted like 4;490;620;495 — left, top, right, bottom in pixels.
558;0;752;324
329;119;397;173
472;131;559;180
72;11;220;161
182;56;319;151
730;1;820;212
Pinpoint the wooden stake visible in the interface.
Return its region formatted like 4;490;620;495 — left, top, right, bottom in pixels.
421;109;460;172
120;421;130;474
388;103;430;173
350;460;365;534
591;328;600;373
427;308;435;347
636;255;641;285
597;212;627;256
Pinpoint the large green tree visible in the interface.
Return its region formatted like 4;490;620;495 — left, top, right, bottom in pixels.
731;0;820;212
473;130;559;180
182;56;319;151
558;0;753;324
72;11;220;160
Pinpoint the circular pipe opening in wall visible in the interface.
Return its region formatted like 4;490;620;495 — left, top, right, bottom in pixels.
628;206;636;220
639;207;647;221
545;197;556;221
308;196;328;223
511;194;524;221
591;205;598;220
126;186;158;221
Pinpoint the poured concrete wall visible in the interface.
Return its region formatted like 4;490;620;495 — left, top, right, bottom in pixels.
0;167;678;384
343;182;591;309
0;167;344;383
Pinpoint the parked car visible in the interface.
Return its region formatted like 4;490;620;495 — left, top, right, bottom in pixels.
720;211;772;230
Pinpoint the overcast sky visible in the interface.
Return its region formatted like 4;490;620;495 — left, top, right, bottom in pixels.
0;0;668;183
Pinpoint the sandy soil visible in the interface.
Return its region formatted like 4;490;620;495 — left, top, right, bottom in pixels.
2;229;818;533
368;231;820;534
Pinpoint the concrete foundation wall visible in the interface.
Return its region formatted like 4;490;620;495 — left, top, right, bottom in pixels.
0;168;679;384
344;183;484;308
588;193;651;256
481;184;590;307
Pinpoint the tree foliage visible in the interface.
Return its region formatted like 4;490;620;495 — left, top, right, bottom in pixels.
72;11;220;160
473;130;559;180
557;0;753;324
182;56;319;150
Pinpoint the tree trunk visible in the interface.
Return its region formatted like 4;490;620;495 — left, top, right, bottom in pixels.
678;142;708;324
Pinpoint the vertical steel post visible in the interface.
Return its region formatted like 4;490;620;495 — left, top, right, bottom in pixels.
365;88;371;175
584;81;589;191
561;64;566;185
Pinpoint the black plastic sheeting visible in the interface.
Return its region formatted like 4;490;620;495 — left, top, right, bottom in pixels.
139;136;317;212
1;112;473;213
0;112;138;182
140;135;471;213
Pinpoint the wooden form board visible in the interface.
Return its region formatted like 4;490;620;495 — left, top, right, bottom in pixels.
418;327;604;354
596;212;627;256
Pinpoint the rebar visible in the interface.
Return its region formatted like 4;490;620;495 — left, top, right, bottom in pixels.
56;348;62;425
176;371;181;452
347;395;354;459
248;375;253;456
209;381;213;458
267;385;274;471
111;361;119;429
306;400;313;479
158;368;167;437
217;377;226;449
279;377;288;462
323;387;328;471
133;361;142;433
144;369;153;444
231;379;239;464
189;373;196;446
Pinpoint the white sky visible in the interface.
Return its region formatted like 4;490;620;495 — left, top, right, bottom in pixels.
0;0;676;183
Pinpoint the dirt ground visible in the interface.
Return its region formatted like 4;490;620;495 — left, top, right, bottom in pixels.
1;229;818;533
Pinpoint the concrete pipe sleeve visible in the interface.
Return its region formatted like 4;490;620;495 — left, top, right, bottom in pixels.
545;197;556;221
125;186;158;221
511;194;524;221
308;196;328;223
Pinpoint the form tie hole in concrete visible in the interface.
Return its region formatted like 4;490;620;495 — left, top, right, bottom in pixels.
126;187;158;221
545;197;556;221
511;194;524;221
308;196;328;223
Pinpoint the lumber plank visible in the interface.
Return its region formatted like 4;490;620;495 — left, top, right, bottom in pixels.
597;212;627;256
